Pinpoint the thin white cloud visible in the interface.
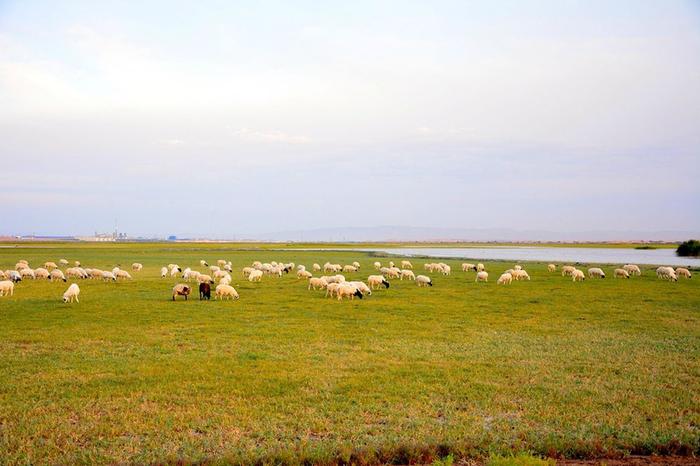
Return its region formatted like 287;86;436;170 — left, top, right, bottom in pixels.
230;127;312;144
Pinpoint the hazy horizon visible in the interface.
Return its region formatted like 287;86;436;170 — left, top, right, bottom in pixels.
2;1;699;238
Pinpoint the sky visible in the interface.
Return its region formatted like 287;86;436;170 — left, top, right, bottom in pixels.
1;0;699;239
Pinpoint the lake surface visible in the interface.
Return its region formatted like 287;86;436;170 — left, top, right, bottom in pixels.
350;247;699;267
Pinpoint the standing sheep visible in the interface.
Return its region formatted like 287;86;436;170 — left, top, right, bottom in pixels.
0;280;15;297
248;270;263;282
367;275;390;289
675;268;691;279
475;271;488;282
572;269;585;282
63;283;80;303
462;263;477;272
50;269;67;282
215;284;239;300
656;266;677;282
548;264;556;272
172;284;191;300
400;269;416;280
416;275;433;287
132;263;143;271
497;273;513;285
561;266;576;277
623;264;642;276
614;268;629;279
401;260;413;269
160;267;168;278
588;268;606;279
373;261;381;270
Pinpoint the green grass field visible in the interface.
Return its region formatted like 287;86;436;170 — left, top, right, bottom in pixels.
0;243;698;465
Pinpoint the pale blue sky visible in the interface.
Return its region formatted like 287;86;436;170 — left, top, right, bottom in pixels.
1;1;699;238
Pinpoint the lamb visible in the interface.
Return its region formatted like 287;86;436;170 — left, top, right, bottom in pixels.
401;260;413;269
367;275;390;289
623;264;641;276
614;268;629;279
588;267;606;279
160;267;168;278
336;283;363;300
572;269;585;282
172;284;191;300
115;270;132;280
475;271;488;282
132;263;143;271
561;266;576;277
656;266;677;282
59;259;69;266
373;261;381;270
102;271;117;281
548;264;556;272
34;268;50;279
50;269;67;282
416;275;433;287
248;270;263;282
63;283;80;302
0;280;14;297
297;270;313;280
308;277;328;290
313;263;321;272
44;261;58;270
215;284;239;300
675;267;691;279
497;272;513;285
511;270;530;281
462;263;477;272
400;269;416;280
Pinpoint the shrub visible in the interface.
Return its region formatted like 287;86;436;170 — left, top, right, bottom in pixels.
676;239;700;257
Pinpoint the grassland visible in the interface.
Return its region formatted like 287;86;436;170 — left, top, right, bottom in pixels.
0;243;698;465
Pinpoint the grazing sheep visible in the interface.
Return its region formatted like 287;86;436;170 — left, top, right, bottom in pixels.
313;263;321;272
325;282;341;298
337;283;363;301
44;262;58;270
74;261;81;267
215;284;239;300
115;270;132;280
6;270;21;282
200;260;209;267
656;266;677;282
385;268;400;279
199;282;211;300
352;261;361;269
614;268;630;279
497;272;513;285
367;275;390;289
324;274;346;284
373;261;381;270
462;263;477;272
59;259;69;266
441;265;451;276
66;268;83;279
102;271;117;281
675;267;691;279
172;284;191;300
248;270;263;282
213;270;228;280
217;259;227;267
343;265;358;273
561;265;576;277
401;260;413;269
132;263;143;271
50;269;67;282
308;277;328;290
0;280;15;297
219;277;231;286
513;265;522;271
400;269;416;280
623;264;641;276
15;262;28;271
416;275;433;287
511;270;530;281
297;270;313;279
19;268;35;280
588;268;606;279
160;267;168;278
242;267;255;278
198;274;214;284
348;281;371;296
34;268;50;279
548;264;556;272
475;271;488;282
63;283;80;302
572;269;585;282
170;267;181;278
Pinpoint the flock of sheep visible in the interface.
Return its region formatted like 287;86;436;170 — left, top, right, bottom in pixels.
0;257;692;304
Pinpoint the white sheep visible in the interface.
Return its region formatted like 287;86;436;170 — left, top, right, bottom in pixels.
675;267;691;279
6;270;21;282
441;265;451;276
200;260;209;267
50;269;67;282
561;266;576;277
511;270;530;281
170;267;180;277
115;270;132;280
623;264;641;276
588;268;606;279
367;275;390;289
172;283;191;300
373;261;381;270
401;260;413;269
19;268;35;280
63;283;80;303
248;270;263;282
343;265;358;273
215;284;239;300
217;259;227;267
219;276;231;286
325;282;341;298
477;263;486;272
34;268;50;279
475;271;488;282
656;266;677;282
352;261;361;269
497;273;513;285
112;267;121;275
0;280;14;297
198;274;214;284
132;263;143;271
308;277;328;290
400;269;415;280
59;259;69;266
337;283;363;301
614;268;629;279
102;271;117;281
548;264;556;272
313;263;321;272
160;267;168;278
297;270;313;280
44;262;58;270
416;275;433;287
572;269;585;282
461;263;476;272
242;267;255;278
348;281;371;296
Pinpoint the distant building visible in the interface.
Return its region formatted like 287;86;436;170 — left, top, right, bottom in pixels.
167;235;177;241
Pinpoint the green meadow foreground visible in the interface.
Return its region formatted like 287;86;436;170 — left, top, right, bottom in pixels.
0;244;698;465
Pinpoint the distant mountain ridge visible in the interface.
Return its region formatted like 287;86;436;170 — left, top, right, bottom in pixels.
250;226;699;243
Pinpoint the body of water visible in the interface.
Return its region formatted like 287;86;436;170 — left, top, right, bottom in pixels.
353;247;698;267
